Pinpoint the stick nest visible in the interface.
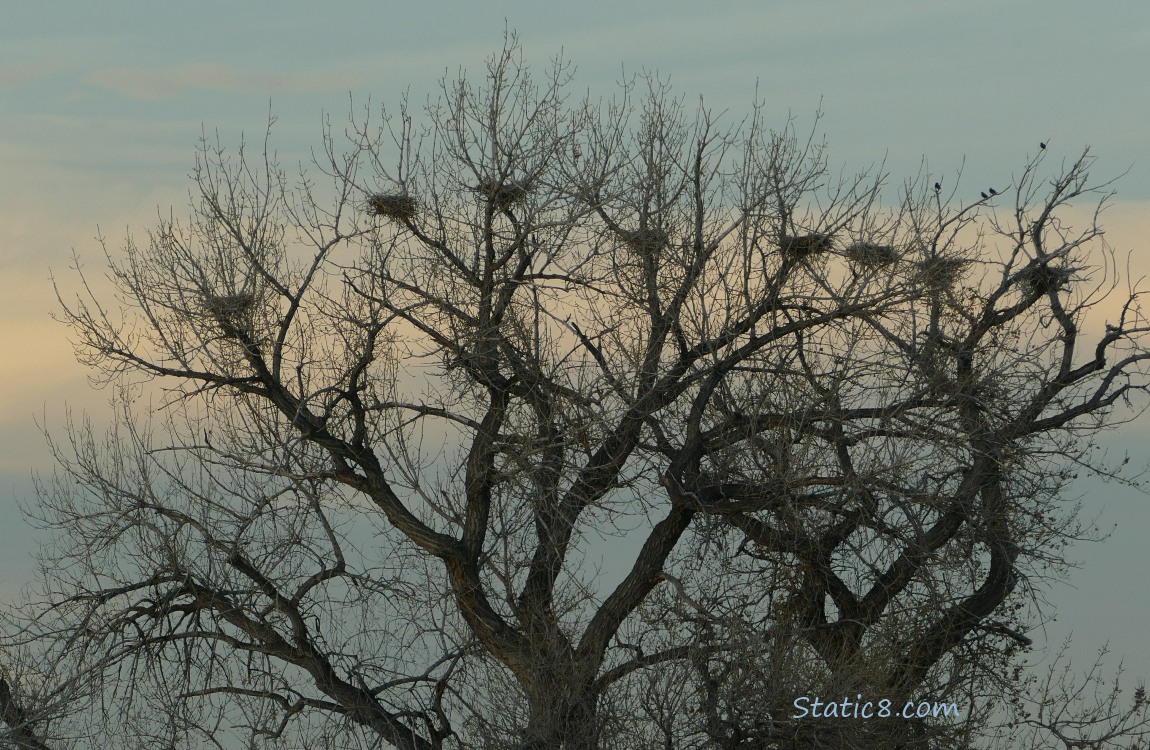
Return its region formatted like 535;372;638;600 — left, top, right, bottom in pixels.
202;293;254;335
477;178;529;210
780;233;835;259
916;257;968;290
619;228;669;256
845;241;899;266
366;193;418;222
1020;264;1075;295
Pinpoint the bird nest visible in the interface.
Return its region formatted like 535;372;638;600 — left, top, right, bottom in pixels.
915;257;968;291
203;293;253;317
780;233;835;260
845;241;899;266
366;192;417;222
477;178;529;210
619;227;669;256
1019;263;1074;295
202;293;254;335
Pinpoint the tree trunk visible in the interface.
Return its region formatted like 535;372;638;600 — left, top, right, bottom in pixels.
519;682;599;750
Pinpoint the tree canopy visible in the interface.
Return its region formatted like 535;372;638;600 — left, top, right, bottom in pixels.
3;39;1150;750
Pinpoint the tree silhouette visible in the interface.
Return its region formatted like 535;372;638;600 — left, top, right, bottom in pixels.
4;38;1150;750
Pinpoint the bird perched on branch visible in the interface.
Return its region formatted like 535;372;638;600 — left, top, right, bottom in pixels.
654;572;712;617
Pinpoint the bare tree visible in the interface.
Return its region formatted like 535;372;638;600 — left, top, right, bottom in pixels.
4;36;1150;749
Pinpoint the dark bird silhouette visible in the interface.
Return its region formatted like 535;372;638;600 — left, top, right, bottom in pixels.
1040;142;1047;149
988;188;997;195
981;192;989;200
934;182;941;192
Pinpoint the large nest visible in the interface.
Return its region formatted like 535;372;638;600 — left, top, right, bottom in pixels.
915;257;968;291
202;293;254;335
1019;263;1075;296
780;233;835;260
203;293;254;318
845;241;899;266
477;178;529;210
366;192;417;222
618;227;669;257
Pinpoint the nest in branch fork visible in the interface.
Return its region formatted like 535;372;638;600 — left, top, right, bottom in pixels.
366;192;417;222
202;293;254;334
780;233;835;259
476;178;529;210
845;241;899;266
619;227;669;256
1020;263;1075;295
916;256;968;291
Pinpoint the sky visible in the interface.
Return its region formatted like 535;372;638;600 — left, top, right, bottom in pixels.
2;0;1150;699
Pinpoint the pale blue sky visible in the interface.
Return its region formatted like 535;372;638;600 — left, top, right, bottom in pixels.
3;0;1149;690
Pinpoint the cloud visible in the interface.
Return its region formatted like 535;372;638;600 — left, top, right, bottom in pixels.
85;55;445;101
0;61;56;89
86;62;249;100
0;270;93;473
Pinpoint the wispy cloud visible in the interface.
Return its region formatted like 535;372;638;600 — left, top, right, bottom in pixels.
0;61;56;89
87;62;257;100
84;55;444;101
